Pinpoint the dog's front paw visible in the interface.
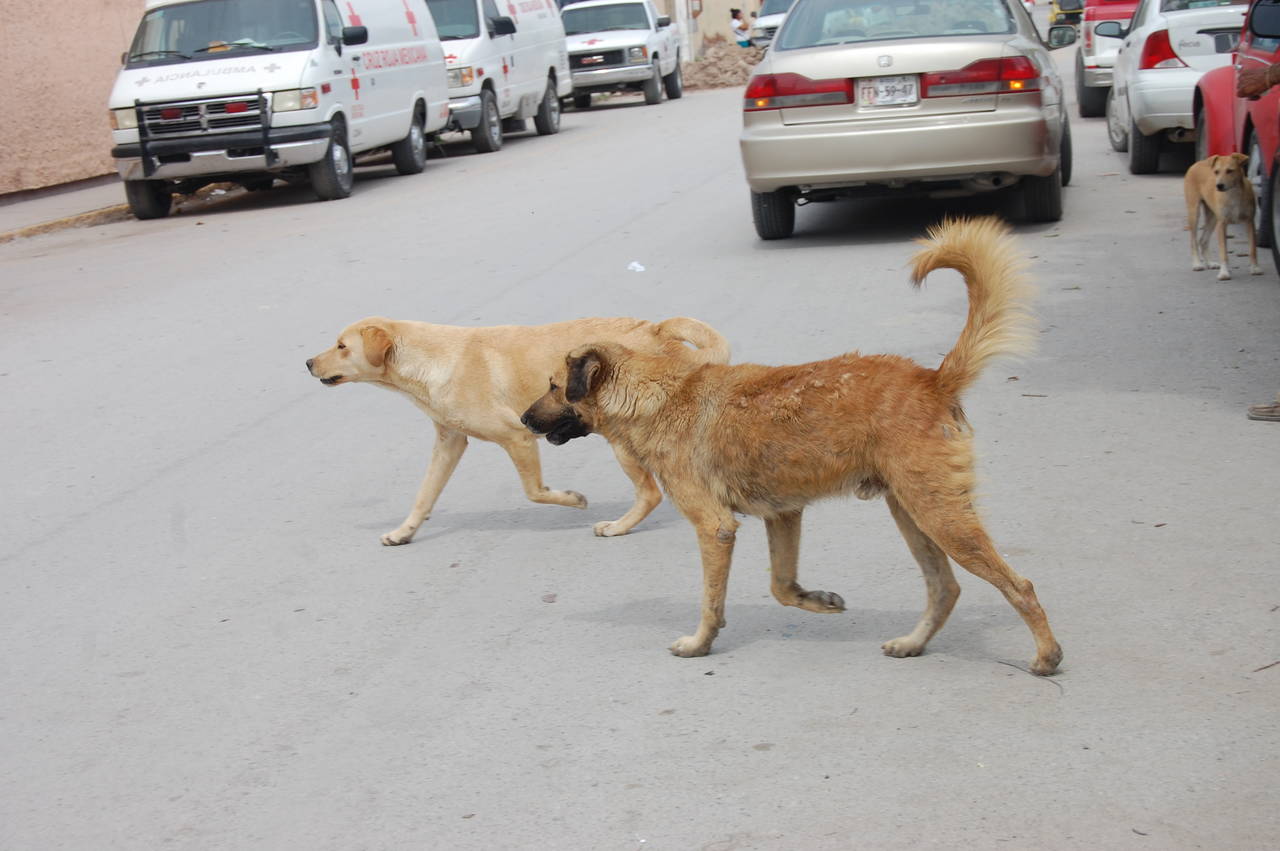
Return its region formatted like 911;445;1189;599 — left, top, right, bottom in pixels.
381;527;416;546
1251;264;1263;275
566;490;588;509
669;636;711;657
881;636;926;658
1030;642;1063;676
593;520;630;537
797;589;846;613
1217;269;1232;281
1191;262;1206;272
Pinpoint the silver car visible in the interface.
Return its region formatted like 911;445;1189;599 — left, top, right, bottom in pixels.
739;0;1078;238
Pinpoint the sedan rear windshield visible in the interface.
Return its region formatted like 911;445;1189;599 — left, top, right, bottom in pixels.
775;0;1015;50
1161;0;1246;10
562;3;651;35
126;0;318;66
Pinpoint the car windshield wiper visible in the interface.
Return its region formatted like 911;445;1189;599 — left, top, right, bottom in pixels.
194;41;276;53
129;49;192;60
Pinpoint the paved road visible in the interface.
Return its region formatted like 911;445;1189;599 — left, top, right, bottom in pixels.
3;37;1279;851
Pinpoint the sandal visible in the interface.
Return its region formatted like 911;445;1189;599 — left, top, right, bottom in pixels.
1247;395;1280;422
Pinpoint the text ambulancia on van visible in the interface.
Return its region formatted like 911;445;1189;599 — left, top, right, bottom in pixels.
107;0;450;219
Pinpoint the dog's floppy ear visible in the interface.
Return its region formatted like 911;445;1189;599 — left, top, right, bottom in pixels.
361;324;393;368
1210;154;1221;169
565;346;606;403
1232;152;1250;167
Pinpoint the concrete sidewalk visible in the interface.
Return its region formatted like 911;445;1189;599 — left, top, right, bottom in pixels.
0;176;131;243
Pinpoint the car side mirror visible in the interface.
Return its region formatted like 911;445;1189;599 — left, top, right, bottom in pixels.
1252;2;1280;39
490;16;517;36
1093;20;1125;39
1047;24;1077;49
657;15;671;27
342;26;369;45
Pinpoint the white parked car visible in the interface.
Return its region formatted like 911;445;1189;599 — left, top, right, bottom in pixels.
1098;0;1246;173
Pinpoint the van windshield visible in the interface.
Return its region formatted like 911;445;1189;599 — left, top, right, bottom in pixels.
127;0;319;66
425;0;481;39
562;3;650;35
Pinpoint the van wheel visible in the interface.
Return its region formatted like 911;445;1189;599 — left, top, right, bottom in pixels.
1128;114;1161;174
124;180;173;220
1106;88;1128;153
643;62;663;105
534;77;561;135
1022;166;1063;223
751;190;795;240
573;93;591;110
391;107;428;175
310;120;354;200
472;89;503;154
664;58;684;99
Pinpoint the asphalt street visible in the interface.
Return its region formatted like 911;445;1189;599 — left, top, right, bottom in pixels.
2;28;1279;851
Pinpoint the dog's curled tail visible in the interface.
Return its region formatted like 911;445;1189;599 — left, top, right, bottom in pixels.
655;316;732;364
910;216;1036;399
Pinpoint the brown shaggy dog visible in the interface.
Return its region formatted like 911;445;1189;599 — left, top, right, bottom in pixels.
523;218;1061;675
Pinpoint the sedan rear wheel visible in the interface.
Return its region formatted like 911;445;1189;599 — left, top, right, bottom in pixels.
1106;87;1128;153
1022;166;1063;223
751;190;796;240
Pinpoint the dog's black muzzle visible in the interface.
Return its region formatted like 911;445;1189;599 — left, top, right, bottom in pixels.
521;410;591;445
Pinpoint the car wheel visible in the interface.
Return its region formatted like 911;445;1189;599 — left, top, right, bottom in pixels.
1075;54;1106;118
533;77;561;135
573;93;591;110
1247;132;1273;249
1061;119;1073;187
1128;112;1161;174
1106;87;1128;153
472;88;503;154
309;119;354;200
1270;161;1280;273
664;57;684;99
124;179;173;220
390;107;428;175
751;190;796;239
1022;166;1063;223
643;62;663;105
1193;108;1210;163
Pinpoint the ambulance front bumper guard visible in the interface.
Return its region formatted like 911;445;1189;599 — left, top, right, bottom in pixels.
448;96;484;131
571;65;654;90
111;122;332;181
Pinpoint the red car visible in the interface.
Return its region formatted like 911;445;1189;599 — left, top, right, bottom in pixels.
1195;0;1280;264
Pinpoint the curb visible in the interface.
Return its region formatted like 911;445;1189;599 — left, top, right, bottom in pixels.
0;205;133;245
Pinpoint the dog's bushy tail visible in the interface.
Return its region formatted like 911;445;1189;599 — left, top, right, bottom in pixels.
655;317;732;364
910;217;1036;399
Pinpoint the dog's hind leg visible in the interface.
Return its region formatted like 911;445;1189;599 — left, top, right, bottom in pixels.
669;501;739;658
1190;202;1207;271
765;510;845;613
593;443;663;537
382;424;468;546
880;493;960;659
501;434;588;508
892;482;1062;675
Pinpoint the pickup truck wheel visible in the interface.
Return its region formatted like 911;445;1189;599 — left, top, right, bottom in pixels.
124;180;173;220
309;120;354;200
1106;87;1128;153
534;77;561;135
643;62;663;105
390;107;428;175
1244;133;1274;249
573;93;591;110
751;190;796;240
1022;165;1063;223
472;89;503;154
1075;53;1106;118
664;58;684;99
1128;112;1161;174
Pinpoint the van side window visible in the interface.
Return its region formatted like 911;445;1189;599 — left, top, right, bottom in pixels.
321;0;344;45
482;0;502;33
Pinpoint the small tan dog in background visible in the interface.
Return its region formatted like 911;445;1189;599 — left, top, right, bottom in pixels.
307;316;728;545
1185;153;1262;281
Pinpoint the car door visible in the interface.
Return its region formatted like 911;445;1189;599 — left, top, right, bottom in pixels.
1236;0;1280;161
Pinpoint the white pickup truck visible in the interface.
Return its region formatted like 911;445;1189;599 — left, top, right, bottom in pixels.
561;0;682;108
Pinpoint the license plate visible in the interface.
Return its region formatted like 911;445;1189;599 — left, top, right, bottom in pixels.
858;75;919;106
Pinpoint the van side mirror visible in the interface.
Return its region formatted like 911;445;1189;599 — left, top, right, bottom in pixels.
1251;2;1280;39
342;26;369;45
657;15;671;27
1093;20;1125;39
1047;24;1077;49
490;16;517;36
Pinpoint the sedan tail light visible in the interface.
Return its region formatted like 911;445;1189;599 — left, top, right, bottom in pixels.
921;56;1042;97
744;73;855;111
1138;29;1187;69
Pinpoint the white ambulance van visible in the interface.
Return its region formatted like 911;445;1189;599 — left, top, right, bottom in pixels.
424;0;571;153
107;0;451;218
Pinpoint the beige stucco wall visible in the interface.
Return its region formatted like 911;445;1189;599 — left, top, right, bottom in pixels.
0;0;145;194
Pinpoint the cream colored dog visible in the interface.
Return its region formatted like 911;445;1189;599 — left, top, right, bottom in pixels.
1185;153;1262;281
306;316;729;545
